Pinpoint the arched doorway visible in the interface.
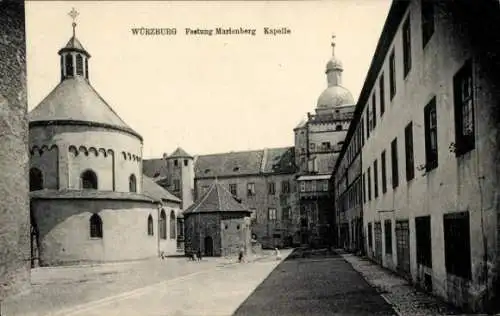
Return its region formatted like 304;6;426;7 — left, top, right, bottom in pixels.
204;236;213;256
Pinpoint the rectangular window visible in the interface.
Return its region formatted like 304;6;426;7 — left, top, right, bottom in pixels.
379;73;385;116
268;208;277;221
424;97;438;171
389;50;396;100
183;159;188;167
391;138;399;188
300;181;306;192
268;182;276;195
367;167;372;201
282;207;291;221
444;212;471;280
454;60;475;156
381;150;387;194
281;180;290;194
374;160;378;198
368;223;373;249
173;179;180;191
415;216;432;268
366;111;370;139
403;16;412;78
362;173;366;203
174;159;178;167
250;208;257;223
372;93;377;129
361;118;365;145
405;122;415;181
322;180;329;192
384;220;392;255
421;0;435;47
311;180;316;192
247;183;256;197
229;183;237;196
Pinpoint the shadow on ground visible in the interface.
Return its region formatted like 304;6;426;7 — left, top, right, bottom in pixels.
233;248;396;316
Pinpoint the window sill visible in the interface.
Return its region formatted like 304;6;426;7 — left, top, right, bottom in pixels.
90;237;103;240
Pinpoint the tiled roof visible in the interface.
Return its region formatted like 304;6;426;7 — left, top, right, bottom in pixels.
169;147;192;158
143;158;167;178
262;147;296;174
184;181;249;215
29;77;138;136
142;176;181;203
194;150;264;178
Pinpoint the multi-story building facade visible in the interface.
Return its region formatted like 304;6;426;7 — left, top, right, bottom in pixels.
294;39;355;246
145;147;299;249
333;0;500;312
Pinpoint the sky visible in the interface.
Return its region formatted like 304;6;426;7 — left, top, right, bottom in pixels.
25;0;392;158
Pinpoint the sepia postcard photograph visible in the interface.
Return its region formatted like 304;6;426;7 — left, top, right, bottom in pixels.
1;0;500;315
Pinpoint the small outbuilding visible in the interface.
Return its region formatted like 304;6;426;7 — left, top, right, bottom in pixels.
184;181;251;257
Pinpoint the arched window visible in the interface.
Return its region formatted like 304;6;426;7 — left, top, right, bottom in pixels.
90;214;103;238
29;168;43;191
160;210;167;239
147;215;154;236
81;170;98;189
65;54;73;77
76;54;83;76
169;211;176;239
129;174;137;193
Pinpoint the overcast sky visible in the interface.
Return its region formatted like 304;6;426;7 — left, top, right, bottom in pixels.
26;1;391;158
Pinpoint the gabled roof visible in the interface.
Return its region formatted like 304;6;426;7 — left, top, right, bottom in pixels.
29;77;141;139
169;147;192;159
194;150;264;178
184;181;250;215
142;176;181;203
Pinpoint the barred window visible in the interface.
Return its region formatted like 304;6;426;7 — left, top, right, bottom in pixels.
424;97;438;171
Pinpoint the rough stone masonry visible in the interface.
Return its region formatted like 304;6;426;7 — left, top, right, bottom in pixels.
0;0;30;302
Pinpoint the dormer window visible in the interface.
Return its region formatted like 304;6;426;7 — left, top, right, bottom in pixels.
336;124;342;131
233;167;239;172
204;169;211;174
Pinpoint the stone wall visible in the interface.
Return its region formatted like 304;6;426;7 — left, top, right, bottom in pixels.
0;0;30;300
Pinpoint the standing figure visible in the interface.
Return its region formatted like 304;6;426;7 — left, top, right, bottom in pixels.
197;248;202;261
238;248;244;263
275;247;281;261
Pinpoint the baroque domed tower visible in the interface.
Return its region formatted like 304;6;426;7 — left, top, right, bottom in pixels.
316;35;355;116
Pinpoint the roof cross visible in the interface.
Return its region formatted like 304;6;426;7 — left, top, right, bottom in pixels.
331;34;336;56
68;8;79;37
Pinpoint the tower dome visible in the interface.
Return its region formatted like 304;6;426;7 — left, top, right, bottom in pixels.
316;35;354;109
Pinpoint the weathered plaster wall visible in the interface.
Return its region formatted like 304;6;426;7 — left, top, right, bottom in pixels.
32;199;158;265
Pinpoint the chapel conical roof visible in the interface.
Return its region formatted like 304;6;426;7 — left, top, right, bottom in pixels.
28;76;141;139
184;181;250;215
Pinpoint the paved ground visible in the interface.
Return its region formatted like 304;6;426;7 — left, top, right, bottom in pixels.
3;250;284;316
340;251;462;315
234;248;396;316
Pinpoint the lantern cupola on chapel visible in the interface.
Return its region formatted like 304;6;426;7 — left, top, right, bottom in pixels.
58;8;90;81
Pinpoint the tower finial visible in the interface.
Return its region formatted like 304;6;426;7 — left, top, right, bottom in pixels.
68;8;79;37
331;34;336;56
